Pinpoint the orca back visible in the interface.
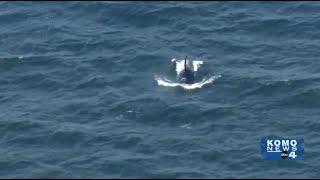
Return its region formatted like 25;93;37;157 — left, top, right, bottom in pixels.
177;60;195;84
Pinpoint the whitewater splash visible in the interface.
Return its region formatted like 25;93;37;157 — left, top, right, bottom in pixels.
155;58;221;90
172;58;203;73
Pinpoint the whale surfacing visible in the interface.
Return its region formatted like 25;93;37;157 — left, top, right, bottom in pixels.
155;57;220;90
177;56;195;84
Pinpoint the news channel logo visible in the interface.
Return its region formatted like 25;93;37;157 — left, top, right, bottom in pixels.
261;136;304;160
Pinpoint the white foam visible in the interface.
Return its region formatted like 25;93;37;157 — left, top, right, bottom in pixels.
192;61;203;72
155;75;220;90
175;59;203;73
181;123;192;129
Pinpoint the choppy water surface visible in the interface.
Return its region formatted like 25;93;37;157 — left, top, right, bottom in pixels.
1;1;320;178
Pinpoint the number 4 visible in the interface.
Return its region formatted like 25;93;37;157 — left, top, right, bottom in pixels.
289;151;297;159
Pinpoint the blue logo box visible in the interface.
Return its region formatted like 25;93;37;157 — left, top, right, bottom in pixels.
261;136;304;160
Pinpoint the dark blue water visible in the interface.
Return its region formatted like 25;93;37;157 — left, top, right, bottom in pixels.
1;1;320;178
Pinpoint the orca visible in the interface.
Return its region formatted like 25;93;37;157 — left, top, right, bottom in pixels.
177;56;195;84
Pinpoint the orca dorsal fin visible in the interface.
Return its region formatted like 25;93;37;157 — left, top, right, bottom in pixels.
184;56;187;71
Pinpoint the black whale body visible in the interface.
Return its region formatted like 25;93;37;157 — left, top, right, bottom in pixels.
177;57;195;84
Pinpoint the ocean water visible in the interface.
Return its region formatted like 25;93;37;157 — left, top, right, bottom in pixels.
1;1;320;178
